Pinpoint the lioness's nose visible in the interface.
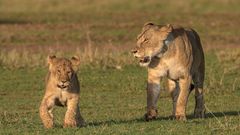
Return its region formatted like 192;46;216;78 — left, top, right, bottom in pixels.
131;49;138;54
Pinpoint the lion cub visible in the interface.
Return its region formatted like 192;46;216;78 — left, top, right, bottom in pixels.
39;55;85;128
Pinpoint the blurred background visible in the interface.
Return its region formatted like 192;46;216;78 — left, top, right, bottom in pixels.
0;0;239;68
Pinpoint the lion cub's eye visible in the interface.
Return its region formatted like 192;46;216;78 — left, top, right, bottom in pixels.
67;71;72;77
67;71;72;75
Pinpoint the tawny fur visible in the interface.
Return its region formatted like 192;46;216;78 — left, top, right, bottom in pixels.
39;56;85;128
132;23;205;121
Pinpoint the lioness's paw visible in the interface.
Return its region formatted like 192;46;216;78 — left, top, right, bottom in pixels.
78;120;86;127
194;108;206;118
144;109;158;121
144;113;157;121
175;115;187;121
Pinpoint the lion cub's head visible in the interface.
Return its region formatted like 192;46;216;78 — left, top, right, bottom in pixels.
132;23;174;67
47;55;80;89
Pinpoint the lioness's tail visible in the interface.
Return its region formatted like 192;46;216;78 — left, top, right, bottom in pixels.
191;29;204;56
191;29;201;45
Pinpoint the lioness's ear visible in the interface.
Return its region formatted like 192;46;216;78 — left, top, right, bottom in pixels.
158;24;173;40
47;55;56;65
165;24;173;33
144;22;154;27
143;22;154;30
70;56;80;71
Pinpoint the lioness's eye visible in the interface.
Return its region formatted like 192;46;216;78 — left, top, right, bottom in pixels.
142;38;148;43
57;70;60;73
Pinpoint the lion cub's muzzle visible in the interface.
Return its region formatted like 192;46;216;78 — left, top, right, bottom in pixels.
57;81;70;89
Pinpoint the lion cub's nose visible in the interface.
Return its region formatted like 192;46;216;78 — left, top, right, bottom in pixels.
61;80;67;84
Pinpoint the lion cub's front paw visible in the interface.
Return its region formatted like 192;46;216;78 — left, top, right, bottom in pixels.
43;120;54;129
64;121;77;128
144;109;158;121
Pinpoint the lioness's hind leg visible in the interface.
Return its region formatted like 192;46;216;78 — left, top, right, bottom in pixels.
168;79;179;117
175;76;192;121
193;70;205;118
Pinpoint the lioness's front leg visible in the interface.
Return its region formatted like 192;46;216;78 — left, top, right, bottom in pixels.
175;76;192;120
39;96;55;128
64;97;85;128
145;73;161;121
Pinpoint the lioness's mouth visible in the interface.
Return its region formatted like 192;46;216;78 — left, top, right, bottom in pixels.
139;56;151;63
139;56;151;67
57;84;68;89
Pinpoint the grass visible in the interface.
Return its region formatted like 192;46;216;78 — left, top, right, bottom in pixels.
1;52;240;134
0;0;240;134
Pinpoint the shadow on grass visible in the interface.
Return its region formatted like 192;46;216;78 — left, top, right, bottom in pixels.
205;111;240;118
87;111;240;127
187;111;240;120
87;116;172;127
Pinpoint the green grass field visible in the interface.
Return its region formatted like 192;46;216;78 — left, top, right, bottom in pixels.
0;0;240;134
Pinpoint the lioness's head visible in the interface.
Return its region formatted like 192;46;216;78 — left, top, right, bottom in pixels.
132;23;173;67
47;55;80;89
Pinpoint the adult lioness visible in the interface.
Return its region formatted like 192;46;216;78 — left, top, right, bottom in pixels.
39;55;85;128
132;23;205;121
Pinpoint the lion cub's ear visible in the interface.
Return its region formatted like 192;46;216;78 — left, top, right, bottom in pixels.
47;55;56;70
70;56;80;71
